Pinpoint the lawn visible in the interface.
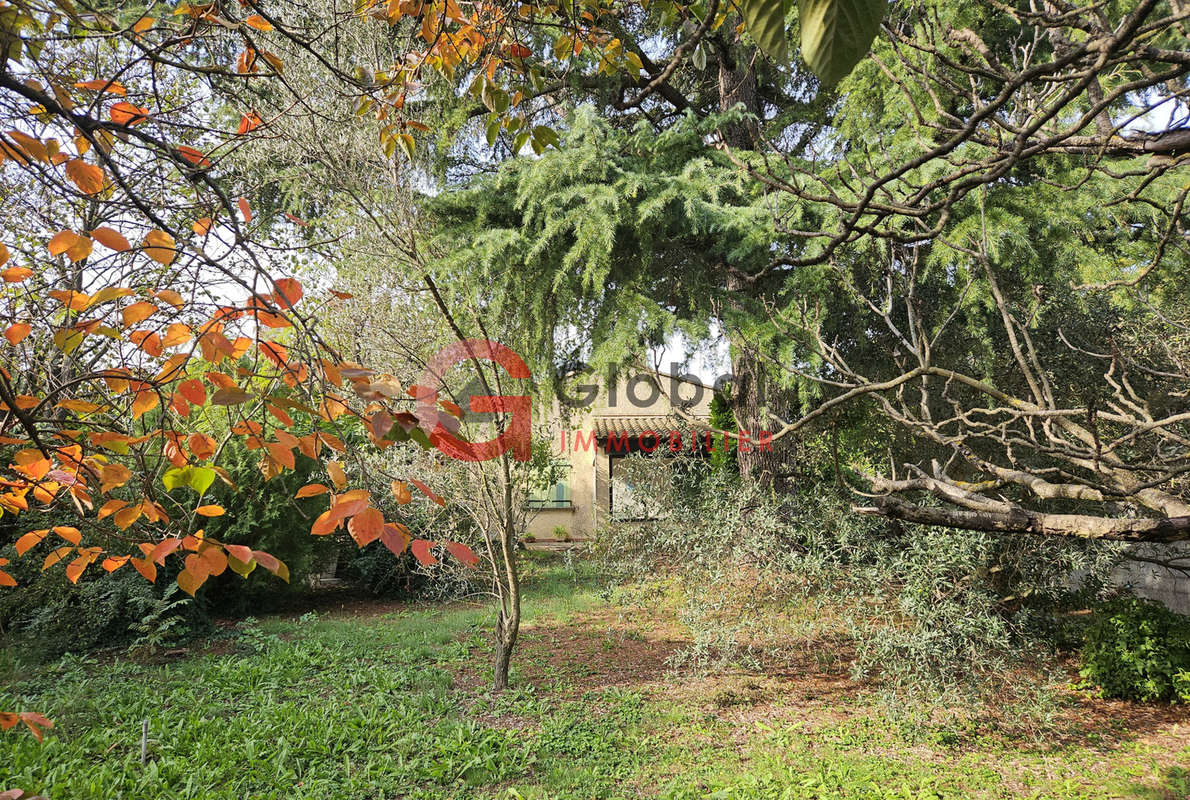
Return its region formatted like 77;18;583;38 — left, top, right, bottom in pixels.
1;553;1187;799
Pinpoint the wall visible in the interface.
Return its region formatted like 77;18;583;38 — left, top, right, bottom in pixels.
525;371;713;541
1110;545;1190;613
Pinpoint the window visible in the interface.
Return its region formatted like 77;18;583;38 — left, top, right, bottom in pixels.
527;463;571;509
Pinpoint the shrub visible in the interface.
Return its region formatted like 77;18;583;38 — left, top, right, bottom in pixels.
552;525;570;542
1079;595;1190;702
596;450;1126;703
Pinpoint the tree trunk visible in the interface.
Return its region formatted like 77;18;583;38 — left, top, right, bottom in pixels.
855;496;1190;543
715;36;792;491
492;499;521;692
493;610;517;691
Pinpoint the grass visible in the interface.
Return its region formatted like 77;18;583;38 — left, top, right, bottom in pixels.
1;552;1188;799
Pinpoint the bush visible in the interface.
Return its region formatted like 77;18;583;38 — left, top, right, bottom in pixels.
596;450;1126;703
1079;595;1190;702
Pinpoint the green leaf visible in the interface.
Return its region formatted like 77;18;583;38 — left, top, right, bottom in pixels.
740;0;792;63
481;82;509;114
532;125;560;149
486;115;501;147
162;465;217;495
409;427;432;450
513;129;530;154
797;0;886;85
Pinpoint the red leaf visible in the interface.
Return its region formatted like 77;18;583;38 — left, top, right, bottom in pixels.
380;522;410;557
178;378;206;406
237;197;253;223
225;544;253;563
252;550;288;582
151;537;183;565
444;541;480;566
411;539;438;566
409;478;445;507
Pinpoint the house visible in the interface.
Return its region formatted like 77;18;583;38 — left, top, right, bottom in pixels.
524;370;717;542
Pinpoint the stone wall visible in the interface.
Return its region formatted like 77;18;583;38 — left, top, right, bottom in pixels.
1111;545;1190;613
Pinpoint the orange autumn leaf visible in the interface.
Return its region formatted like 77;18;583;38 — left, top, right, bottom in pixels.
100;462;131;492
162;322;192;347
74;79;127;95
97;498;129;519
244;14;273;30
65;551;96;583
176;567;204;596
178;379;206;406
348;507;384;547
130;390;159;419
192;217;213;235
90;227;130;251
47;230;92;262
15;530;48;556
177;145;211;167
273;277;303;308
237;112;263;134
121;300;158;327
154;288;185;308
295;483;329;498
237;197;253;222
195;504;225;517
64;158;107;195
42;545;73;571
112;505;142;530
5;322;31;345
49;289;90;310
52;526;81;545
102;555;130;572
109;101;149;126
327;460;347;490
129;330;163;356
130;556;156;582
188;432;216;460
142;230;176;265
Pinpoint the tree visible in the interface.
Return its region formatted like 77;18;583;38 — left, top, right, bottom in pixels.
0;0;495;738
426;0;1190;543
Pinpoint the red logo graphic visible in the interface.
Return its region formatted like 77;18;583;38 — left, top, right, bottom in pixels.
416;339;531;462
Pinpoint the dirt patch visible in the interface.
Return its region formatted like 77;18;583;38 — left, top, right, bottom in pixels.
447;601;1190;780
514;610;686;695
